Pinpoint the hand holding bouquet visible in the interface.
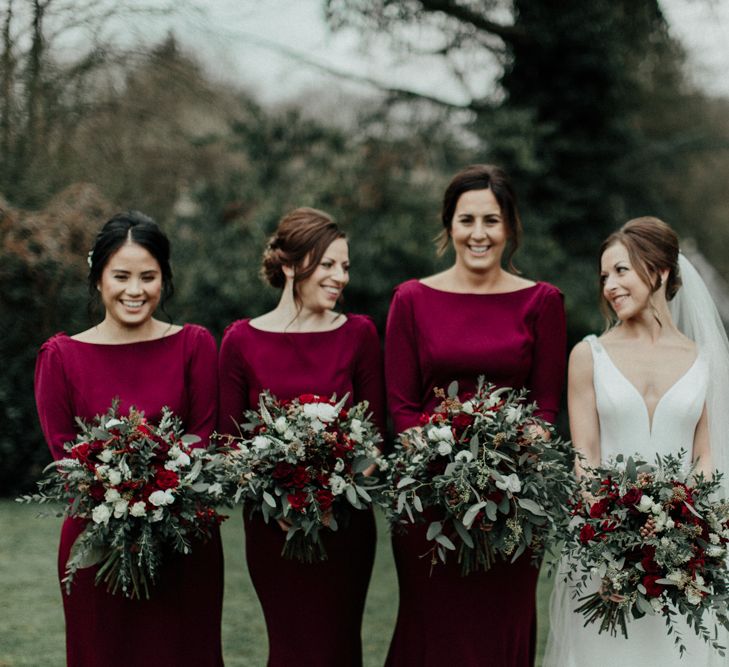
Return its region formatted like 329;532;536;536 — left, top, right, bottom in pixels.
220;391;383;562
383;377;575;575
18;401;227;599
566;451;729;656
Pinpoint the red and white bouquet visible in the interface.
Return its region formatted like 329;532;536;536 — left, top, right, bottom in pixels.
220;391;383;562
565;451;729;655
383;378;575;574
19;401;227;599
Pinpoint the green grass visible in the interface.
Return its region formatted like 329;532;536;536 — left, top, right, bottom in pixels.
0;500;553;666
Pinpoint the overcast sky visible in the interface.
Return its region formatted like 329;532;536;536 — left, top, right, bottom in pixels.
151;0;729;105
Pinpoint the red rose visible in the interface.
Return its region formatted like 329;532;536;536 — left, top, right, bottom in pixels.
70;442;92;465
291;466;311;489
619;487;642;507
272;463;294;480
298;394;324;404
89;483;105;501
589;498;611;518
155;469;179;490
287;491;310;512
642;575;664;598
452;413;474;434
315;489;334;511
579;524;597;543
418;413;431;426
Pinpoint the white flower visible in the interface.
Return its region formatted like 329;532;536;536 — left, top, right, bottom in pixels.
150;508;164;522
461;401;474;415
130;502;147;517
104;488;121;503
252;436;271;452
208;483;223;497
96;464;109;477
303;402;338;423
113;499;128;518
329;474;347;495
428;425;454;443
108;469;122;486
667;570;688;588
98;448;114;463
455;450;473;463
92;504;112;524
164;449;191;471
708;545;724;558
274;416;288;434
710;533;721;545
378;459;390;472
334;459;345;473
149;489;175;506
495;473;522;494
349;419;363;443
650;598;663;612
686;586;703;606
411;454;424;465
437;442;453;456
283;430;295;441
637;495;654;513
504;405;523;424
665;517;675;530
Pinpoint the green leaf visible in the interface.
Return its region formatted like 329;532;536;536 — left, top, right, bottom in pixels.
510;541;526;563
517;498;546;516
412;495;423;512
262;491;276;508
447;380;459;398
426;521;443;540
485;500;498;521
462;501;487;529
435;534;456;550
355;485;371;502
397;476;416;489
345;485;358;506
626;457;637;482
470;433;480;458
180;434;201;445
453;520;474;548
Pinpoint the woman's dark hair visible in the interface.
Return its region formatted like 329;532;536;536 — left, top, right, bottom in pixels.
599;216;681;326
438;164;522;272
261;207;346;307
88;211;174;310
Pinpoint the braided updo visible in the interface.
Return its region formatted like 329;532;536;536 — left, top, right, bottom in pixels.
261;207;346;294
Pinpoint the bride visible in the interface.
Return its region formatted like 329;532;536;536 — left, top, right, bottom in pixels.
544;216;729;667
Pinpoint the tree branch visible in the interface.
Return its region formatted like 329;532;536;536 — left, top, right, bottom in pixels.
416;0;527;44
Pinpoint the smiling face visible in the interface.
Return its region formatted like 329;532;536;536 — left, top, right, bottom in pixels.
296;238;350;312
450;188;506;274
600;242;654;321
98;241;162;329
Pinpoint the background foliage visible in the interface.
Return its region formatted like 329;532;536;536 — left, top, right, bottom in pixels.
2;0;729;494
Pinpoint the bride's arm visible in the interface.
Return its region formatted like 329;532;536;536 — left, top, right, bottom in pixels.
692;404;712;479
568;341;600;478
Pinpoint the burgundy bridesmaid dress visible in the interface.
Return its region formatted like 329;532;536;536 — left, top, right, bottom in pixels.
218;315;385;667
34;325;224;667
384;280;567;667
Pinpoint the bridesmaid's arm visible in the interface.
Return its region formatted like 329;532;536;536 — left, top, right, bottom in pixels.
352;317;387;449
568;341;600;476
385;288;423;434
692;405;712;478
34;341;77;461
217;323;250;437
528;287;567;423
185;326;218;446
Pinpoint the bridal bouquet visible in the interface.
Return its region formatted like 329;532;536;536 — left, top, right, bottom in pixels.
383;378;575;575
220;391;383;562
566;452;729;655
18;401;227;599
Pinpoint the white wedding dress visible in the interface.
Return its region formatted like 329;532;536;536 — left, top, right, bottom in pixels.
543;334;724;667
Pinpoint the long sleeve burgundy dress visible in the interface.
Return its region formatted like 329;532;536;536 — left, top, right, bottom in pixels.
218;314;385;667
384;279;566;667
34;325;224;667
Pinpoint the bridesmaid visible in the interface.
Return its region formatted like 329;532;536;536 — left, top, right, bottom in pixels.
385;164;567;666
218;207;385;667
34;212;224;667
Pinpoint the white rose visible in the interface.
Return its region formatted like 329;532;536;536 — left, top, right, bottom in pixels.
150;508;164;522
208;483;223;497
455;450;473;463
686;586;703;606
349;419;363;443
130;501;147;517
98;448;114;463
104;488;121;503
334;459;345;472
274;416;288;434
108;469;122;486
495;473;522;494
92;504;112;524
283;430;295;441
437;442;453;456
303;402;338;423
461;401;474;414
252;436;271;452
169;445;182;459
329;474;346;496
637;495;654;513
113;499;129;518
428;425;453;443
504;405;523;424
149;489;175;506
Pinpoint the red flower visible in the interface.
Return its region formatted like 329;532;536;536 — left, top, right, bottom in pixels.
641;546;661;574
315;489;334;511
579;524;597;543
589;498;611;518
89;483;105;501
619;487;642;507
70;442;92;465
155;469;179;490
418;413;431;427
272;463;294;480
298;394;326;404
452;413;474;434
642;575;664;598
287;491;310;512
291;466;311;489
